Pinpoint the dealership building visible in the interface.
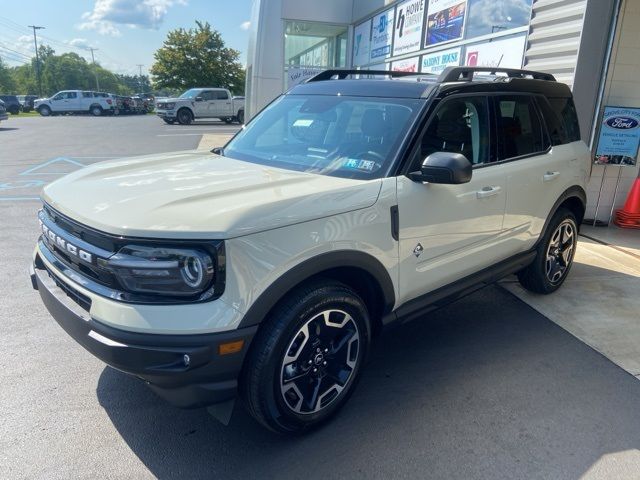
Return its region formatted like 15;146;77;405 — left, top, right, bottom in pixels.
246;0;640;222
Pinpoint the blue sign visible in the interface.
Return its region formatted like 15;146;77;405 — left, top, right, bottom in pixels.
595;106;640;165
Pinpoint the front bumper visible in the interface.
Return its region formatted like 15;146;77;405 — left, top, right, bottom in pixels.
31;260;257;408
156;110;176;119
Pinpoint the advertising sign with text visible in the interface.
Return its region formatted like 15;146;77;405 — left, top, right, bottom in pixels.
370;8;395;61
393;0;426;57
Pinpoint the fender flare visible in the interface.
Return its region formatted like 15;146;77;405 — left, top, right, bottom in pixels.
237;250;396;328
539;185;587;243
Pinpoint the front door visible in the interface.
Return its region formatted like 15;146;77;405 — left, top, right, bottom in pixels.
396;95;507;306
194;91;212;117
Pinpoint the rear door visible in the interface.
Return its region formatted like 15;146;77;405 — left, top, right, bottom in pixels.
214;90;233;116
396;94;507;305
494;94;579;255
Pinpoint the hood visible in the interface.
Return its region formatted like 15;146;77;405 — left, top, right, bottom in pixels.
158;97;181;103
42;151;383;239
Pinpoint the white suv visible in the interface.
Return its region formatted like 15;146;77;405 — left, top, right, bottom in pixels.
31;67;590;433
35;90;115;116
156;88;245;125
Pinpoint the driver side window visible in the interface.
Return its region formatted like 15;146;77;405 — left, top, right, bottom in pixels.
418;96;490;166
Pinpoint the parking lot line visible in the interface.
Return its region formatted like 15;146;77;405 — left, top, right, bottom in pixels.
0;196;40;201
19;157;85;176
156;133;206;137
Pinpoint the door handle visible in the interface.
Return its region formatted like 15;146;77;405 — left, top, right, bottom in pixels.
476;186;501;199
543;171;560;182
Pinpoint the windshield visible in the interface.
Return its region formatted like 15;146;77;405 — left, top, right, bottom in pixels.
179;89;201;99
224;94;423;179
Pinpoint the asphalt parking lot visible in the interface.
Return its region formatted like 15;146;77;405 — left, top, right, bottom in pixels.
2;115;640;479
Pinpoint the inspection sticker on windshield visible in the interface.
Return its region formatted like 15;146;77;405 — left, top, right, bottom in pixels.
343;159;376;171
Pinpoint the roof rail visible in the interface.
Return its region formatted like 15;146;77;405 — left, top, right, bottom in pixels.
306;69;419;82
438;66;556;83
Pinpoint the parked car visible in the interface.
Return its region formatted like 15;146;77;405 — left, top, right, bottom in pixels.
16;95;38;113
31;67;589;433
0;99;8;123
34;91;115;116
135;92;155;109
156;87;244;125
0;95;21;114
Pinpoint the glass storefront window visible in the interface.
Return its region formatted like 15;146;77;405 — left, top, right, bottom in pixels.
284;21;348;89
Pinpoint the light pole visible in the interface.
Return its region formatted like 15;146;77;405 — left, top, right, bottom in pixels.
28;25;44;97
137;64;144;92
88;47;100;91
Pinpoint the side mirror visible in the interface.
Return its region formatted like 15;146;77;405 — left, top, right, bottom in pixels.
409;152;472;184
195;96;203;102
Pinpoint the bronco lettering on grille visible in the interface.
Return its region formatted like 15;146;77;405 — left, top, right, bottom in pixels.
41;223;93;264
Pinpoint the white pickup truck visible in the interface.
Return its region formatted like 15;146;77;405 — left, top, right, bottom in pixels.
156;88;244;125
35;91;115;117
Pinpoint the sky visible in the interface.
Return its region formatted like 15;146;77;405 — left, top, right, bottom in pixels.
0;0;254;75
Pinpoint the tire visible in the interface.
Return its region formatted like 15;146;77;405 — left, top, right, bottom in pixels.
177;108;193;125
163;118;175;125
236;110;244;124
38;105;51;117
517;208;578;294
90;105;103;117
241;280;370;434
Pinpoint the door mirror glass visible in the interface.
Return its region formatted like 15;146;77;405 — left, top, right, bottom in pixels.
409;152;472;184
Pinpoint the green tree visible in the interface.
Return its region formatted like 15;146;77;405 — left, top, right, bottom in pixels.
0;58;16;92
150;21;245;95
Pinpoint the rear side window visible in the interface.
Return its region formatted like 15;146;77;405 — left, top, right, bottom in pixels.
495;96;548;160
548;97;581;142
215;91;229;100
536;96;568;146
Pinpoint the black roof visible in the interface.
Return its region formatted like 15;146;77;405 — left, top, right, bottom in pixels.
287;67;572;99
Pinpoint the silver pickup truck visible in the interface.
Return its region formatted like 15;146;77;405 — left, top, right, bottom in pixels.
156;88;244;125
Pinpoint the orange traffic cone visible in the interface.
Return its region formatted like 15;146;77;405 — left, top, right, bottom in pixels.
614;177;640;228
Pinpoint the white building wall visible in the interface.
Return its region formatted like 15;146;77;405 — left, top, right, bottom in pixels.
586;0;640;223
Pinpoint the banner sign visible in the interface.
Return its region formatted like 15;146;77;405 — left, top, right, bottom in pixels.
421;46;461;73
287;68;323;89
353;20;372;66
464;34;526;69
594;106;640;165
392;57;420;72
393;0;426;57
370;8;395;61
425;0;467;47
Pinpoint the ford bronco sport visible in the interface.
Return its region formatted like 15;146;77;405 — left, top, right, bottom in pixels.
31;67;590;433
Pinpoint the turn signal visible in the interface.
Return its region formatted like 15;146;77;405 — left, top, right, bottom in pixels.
218;340;244;356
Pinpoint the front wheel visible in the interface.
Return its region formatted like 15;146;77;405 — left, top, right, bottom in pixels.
177;108;193;125
518;208;578;294
38;105;51;117
241;280;370;434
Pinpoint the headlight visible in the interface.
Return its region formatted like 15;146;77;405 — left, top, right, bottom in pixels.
101;245;217;299
165;102;175;109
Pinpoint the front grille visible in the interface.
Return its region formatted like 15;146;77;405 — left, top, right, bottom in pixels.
46;266;92;312
39;206;120;290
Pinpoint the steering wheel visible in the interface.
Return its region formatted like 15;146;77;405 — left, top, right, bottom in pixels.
352;150;385;162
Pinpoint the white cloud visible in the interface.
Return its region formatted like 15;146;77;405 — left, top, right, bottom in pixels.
78;0;187;36
68;38;92;50
16;35;35;52
240;21;251;31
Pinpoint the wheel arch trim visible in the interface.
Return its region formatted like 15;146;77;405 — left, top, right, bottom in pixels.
237;250;396;329
540;185;586;242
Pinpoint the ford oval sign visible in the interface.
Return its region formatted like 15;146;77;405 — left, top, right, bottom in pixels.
604;116;639;129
